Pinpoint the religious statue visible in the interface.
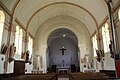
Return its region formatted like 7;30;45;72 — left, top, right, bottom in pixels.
1;43;8;54
96;49;105;62
21;51;26;59
26;50;30;62
96;50;101;62
100;49;104;57
1;44;5;53
8;43;16;63
29;55;32;64
9;43;16;58
109;40;114;58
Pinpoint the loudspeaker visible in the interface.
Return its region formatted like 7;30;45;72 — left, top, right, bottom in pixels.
52;65;56;73
71;64;76;72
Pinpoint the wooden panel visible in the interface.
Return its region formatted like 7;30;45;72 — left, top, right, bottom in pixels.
14;60;25;74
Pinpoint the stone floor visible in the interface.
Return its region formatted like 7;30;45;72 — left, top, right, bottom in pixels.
58;78;69;80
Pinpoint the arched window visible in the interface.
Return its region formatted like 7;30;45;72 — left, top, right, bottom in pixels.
92;35;98;57
28;36;33;59
0;10;5;49
118;9;120;20
102;23;110;53
15;25;23;56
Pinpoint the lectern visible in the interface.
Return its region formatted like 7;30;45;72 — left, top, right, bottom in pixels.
14;60;25;74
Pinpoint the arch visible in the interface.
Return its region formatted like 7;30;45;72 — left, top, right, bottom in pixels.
47;28;79;69
47;28;78;46
35;15;92;58
34;17;92;72
0;10;5;49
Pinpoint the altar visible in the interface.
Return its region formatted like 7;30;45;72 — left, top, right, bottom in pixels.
57;68;69;73
56;63;71;73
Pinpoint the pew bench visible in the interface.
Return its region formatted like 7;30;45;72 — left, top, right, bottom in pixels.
1;73;57;80
69;72;109;80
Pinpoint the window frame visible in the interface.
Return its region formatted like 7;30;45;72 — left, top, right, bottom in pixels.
92;35;98;57
15;25;23;56
0;10;5;50
102;23;110;53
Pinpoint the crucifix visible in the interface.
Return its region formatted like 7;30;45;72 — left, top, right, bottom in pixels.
60;46;66;55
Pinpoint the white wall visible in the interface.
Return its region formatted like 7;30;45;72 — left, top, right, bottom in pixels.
93;52;115;71
0;54;5;73
25;63;33;73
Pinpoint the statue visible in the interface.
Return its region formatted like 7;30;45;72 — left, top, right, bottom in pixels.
1;44;5;54
26;50;30;62
21;51;25;59
109;40;114;58
9;43;16;58
96;50;101;62
96;49;105;62
100;49;105;57
9;43;16;63
1;43;8;54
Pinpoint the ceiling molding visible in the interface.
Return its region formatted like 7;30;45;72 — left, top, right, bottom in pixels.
26;2;99;31
98;15;109;29
11;0;20;16
113;0;120;12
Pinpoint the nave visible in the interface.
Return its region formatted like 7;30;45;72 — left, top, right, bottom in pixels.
0;0;120;80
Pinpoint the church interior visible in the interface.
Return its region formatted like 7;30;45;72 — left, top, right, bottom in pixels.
0;0;120;80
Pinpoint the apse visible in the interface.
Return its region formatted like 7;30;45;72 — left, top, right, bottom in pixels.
47;28;80;72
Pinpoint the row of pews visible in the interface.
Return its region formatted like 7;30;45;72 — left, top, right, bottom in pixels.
69;72;110;80
0;72;113;80
0;73;57;80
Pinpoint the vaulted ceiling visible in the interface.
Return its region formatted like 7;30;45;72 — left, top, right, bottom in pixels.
1;0;119;37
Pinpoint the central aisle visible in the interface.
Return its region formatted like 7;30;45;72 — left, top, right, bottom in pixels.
58;78;69;80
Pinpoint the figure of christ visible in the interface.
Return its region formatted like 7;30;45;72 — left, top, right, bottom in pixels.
60;46;66;55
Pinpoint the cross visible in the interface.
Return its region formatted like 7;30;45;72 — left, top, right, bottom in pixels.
60;46;66;55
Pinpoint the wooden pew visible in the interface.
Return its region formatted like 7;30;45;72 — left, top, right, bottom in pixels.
69;72;109;80
1;73;57;80
100;70;116;79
